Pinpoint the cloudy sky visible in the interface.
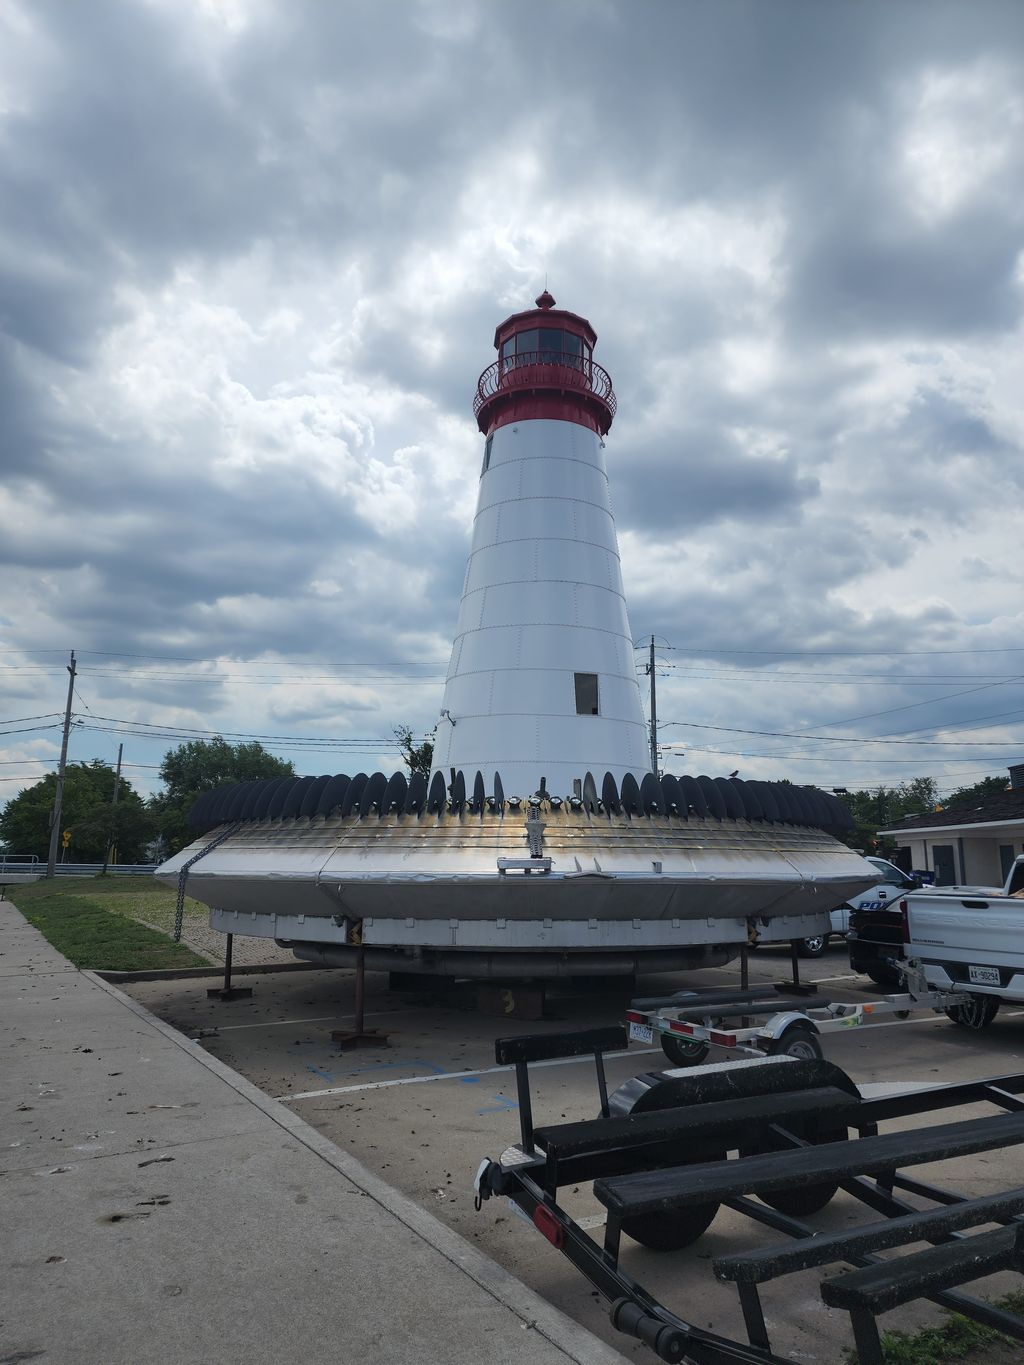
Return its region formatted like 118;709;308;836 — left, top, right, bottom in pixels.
2;0;1024;815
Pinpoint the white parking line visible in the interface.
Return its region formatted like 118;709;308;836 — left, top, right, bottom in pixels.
278;1046;662;1102
218;1009;411;1032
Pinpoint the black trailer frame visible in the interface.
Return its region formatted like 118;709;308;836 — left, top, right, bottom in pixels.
474;1026;1024;1365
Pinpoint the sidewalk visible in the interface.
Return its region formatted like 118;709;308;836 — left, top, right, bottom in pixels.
1;904;626;1365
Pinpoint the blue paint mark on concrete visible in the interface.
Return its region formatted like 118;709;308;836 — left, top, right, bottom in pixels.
476;1094;518;1116
458;1075;481;1083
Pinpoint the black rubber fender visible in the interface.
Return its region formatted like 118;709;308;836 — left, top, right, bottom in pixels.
678;774;709;818
696;774;726;819
315;773;350;819
601;771;621;814
267;777;303;820
341;773;368;818
749;780;781;823
659;773;683;817
299;775;332;819
731;778;763;821
640;772;663;816
280;775;315;821
620;771;642;815
404;771;426;815
427;770;447;813
713;776;745;820
359;771;388;817
381;770;408;815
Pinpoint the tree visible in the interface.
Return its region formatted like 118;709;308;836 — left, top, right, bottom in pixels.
151;737;294;855
0;761;154;863
943;775;1009;808
833;777;939;852
393;724;435;778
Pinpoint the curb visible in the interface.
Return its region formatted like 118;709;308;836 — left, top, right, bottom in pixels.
97;961;320;983
85;969;629;1365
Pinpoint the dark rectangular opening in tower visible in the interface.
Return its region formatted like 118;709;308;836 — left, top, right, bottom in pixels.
575;673;599;716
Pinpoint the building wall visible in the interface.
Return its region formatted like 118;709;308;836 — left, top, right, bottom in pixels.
895;831;1024;887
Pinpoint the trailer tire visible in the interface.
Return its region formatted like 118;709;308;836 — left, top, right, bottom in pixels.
659;1035;710;1067
944;995;1000;1031
748;1126;846;1216
621;1152;724;1251
767;1025;823;1060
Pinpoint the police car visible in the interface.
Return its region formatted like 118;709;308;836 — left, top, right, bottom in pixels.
798;855;919;958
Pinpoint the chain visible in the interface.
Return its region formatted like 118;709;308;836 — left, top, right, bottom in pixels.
174;824;238;941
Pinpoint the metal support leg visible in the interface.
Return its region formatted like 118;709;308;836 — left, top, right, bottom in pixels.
737;1283;771;1350
206;933;253;1001
332;945;391;1049
849;1307;884;1365
790;939;801;988
594;1050;610;1118
515;1060;535;1153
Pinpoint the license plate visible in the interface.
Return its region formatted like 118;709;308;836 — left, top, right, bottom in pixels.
629;1021;654;1044
968;965;1000;986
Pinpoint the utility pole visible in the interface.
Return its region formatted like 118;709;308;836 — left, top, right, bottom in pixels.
45;651;76;879
101;742;123;876
646;635;658;775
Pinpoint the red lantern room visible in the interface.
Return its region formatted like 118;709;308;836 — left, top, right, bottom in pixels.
472;289;617;437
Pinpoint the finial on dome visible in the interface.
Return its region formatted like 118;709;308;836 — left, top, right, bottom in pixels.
535;288;556;310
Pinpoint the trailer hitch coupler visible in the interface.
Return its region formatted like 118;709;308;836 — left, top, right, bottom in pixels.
610;1299;686;1363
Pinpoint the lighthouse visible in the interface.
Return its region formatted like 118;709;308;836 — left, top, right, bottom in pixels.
432;290;650;797
155;292;878;980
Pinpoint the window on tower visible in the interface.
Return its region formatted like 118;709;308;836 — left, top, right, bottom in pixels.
574;673;600;716
481;434;493;476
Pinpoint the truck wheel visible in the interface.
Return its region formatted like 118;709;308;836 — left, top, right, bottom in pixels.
865;963;901;988
660;1035;710;1067
944;996;1000;1030
798;935;827;958
767;1025;823;1060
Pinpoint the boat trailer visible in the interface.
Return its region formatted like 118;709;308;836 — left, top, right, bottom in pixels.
473;1026;1024;1364
624;962;1003;1069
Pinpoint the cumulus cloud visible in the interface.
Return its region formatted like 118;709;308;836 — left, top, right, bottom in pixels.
2;0;1023;808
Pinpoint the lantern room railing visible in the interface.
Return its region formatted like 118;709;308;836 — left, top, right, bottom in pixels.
473;352;617;423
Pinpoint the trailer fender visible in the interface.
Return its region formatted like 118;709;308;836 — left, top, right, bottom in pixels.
758;1011;821;1044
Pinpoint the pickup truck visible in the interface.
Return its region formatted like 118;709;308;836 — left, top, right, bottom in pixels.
900;853;1024;1028
851;851;1024;1004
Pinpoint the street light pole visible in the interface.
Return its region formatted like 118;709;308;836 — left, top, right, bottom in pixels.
45;651;76;879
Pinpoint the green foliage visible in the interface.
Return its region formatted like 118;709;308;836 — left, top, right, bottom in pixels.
833;776;939;852
11;880;209;971
943;774;1010;808
393;724;435;778
843;1288;1024;1364
152;736;294;855
0;760;154;863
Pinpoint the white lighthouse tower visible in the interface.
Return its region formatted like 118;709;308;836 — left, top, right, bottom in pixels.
432;290;651;797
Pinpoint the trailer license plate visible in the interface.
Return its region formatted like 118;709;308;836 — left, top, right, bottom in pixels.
629;1021;654;1044
968;965;1000;986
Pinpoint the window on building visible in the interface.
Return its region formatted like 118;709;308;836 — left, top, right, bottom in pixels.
481;434;493;476
574;673;599;715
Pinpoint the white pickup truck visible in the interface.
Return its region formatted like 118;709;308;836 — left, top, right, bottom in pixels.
902;853;1024;1029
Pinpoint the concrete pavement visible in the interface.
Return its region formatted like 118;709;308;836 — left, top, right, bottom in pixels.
1;903;626;1365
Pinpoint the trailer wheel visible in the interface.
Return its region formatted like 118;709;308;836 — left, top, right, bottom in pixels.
660;1034;710;1067
747;1126;846;1216
767;1025;823;1060
944;995;1000;1031
621;1150;725;1251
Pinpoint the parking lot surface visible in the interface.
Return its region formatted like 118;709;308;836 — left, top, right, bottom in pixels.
125;942;1024;1362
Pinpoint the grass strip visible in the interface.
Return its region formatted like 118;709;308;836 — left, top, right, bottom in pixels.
846;1287;1024;1364
10;881;209;972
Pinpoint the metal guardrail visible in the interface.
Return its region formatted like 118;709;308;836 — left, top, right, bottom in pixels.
0;860;158;877
473;353;617;420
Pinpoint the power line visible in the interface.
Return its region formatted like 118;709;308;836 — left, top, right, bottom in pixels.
647;644;1024;657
